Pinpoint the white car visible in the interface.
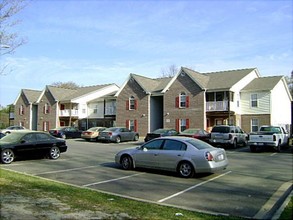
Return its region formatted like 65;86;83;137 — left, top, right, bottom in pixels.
115;136;228;178
0;126;28;134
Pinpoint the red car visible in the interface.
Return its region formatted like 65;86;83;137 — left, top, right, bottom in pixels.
178;128;210;143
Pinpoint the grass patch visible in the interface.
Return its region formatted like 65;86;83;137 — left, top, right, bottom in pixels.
278;196;292;220
0;168;268;219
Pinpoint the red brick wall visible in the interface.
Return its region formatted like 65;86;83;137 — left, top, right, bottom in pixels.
164;73;205;130
116;79;149;136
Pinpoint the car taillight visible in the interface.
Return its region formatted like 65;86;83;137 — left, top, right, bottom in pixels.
108;132;112;136
205;152;214;161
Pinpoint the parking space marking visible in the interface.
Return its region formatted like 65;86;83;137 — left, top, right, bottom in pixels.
157;171;232;203
33;165;99;175
83;173;145;187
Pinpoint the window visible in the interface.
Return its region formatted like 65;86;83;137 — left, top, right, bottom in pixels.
43;121;49;131
19;105;24;115
143;139;164;150
176;92;189;108
126;119;137;132
251;94;258;107
44;103;50;114
93;105;98;114
251;119;259;132
176;119;189;132
163;140;187;151
127;96;137;110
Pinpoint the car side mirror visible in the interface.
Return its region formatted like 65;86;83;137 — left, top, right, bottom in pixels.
20;139;26;144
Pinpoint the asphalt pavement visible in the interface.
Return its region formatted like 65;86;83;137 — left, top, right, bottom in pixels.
1;138;292;219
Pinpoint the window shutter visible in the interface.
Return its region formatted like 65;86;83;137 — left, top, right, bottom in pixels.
186;96;190;108
175;97;179;108
134;120;137;132
175;119;179;132
134;100;138;110
186;119;190;129
126;120;129;129
126;100;129;110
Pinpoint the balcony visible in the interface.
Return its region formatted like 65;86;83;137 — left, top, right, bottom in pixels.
206;101;228;112
59;109;79;117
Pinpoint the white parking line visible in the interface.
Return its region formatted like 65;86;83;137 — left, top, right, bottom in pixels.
157;171;232;203
83;173;144;187
33;165;99;175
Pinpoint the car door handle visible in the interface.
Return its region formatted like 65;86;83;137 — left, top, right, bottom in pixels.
177;154;182;156
154;154;158;156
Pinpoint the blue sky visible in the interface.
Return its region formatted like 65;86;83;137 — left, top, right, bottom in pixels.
1;0;292;107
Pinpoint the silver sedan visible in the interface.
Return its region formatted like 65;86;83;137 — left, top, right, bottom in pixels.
115;136;228;178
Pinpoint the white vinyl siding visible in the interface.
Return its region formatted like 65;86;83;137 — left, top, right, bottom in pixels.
241;92;271;114
270;80;291;125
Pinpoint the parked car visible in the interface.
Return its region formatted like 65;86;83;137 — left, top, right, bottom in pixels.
98;127;139;143
115;136;228;178
178;128;210;142
209;125;248;148
248;125;289;152
0;125;28;134
0;131;67;164
49;126;82;139
81;127;106;142
144;128;179;142
0;132;5;139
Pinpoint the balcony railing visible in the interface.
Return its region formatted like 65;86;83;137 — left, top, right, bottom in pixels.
206;101;228;112
59;109;79;117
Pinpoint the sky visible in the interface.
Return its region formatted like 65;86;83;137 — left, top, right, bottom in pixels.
0;0;292;107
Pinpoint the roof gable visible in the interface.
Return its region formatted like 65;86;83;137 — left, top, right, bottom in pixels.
13;89;42;105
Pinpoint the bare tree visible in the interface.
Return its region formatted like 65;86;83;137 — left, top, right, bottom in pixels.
51;81;80;89
160;64;178;77
0;0;27;74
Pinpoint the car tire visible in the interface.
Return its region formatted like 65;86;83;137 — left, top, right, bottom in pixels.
1;149;14;164
178;161;194;178
121;155;133;170
133;134;139;141
49;146;60;160
250;146;257;152
232;139;237;149
115;136;121;143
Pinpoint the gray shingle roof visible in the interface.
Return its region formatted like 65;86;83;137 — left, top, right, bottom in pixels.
181;67;256;90
241;76;283;91
47;84;115;102
204;68;256;90
22;89;42;104
131;74;172;93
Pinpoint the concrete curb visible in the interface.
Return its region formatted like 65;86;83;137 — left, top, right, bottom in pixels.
253;181;292;219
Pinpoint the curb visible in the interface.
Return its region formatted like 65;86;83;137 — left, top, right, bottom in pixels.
253;181;293;219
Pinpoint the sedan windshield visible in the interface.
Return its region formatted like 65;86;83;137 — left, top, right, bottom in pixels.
185;138;214;150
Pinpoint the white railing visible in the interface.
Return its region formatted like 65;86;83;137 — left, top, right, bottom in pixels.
59;109;79;117
206;101;228;111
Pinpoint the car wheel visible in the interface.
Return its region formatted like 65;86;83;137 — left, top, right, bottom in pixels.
275;141;281;152
232;139;237;149
133;134;139;141
121;155;133;170
178;161;194;178
115;136;121;143
49;146;60;160
1;149;14;164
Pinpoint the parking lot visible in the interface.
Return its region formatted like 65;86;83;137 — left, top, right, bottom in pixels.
1;138;292;219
